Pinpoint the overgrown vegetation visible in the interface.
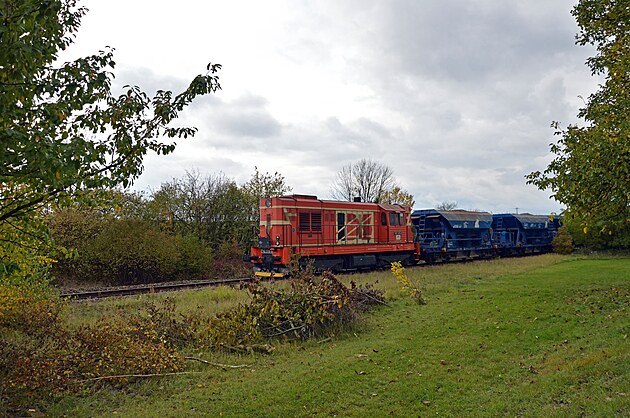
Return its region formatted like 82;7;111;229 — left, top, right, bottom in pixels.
48;206;217;284
552;226;574;254
202;271;384;352
0;297;190;409
0;269;383;413
33;255;630;417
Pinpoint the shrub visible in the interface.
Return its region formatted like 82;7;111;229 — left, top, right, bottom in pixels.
175;233;213;279
210;239;249;279
0;298;188;411
200;270;385;352
49;208;224;284
47;207;106;280
121;298;201;349
552;226;574;254
88;219;179;284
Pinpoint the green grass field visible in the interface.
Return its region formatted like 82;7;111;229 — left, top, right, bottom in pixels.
50;255;629;416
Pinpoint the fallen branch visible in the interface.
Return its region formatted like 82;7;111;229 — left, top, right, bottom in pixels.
221;343;276;354
80;371;198;382
265;324;307;338
357;290;391;307
185;356;250;368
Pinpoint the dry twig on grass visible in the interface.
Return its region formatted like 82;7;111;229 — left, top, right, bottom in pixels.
79;371;199;382
185;356;250;369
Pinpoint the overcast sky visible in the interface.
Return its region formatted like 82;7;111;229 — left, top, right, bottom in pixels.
61;0;600;214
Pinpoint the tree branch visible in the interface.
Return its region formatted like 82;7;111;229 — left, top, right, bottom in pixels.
79;371;199;382
184;356;250;369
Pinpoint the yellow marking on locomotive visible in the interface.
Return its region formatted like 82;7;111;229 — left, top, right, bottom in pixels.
254;271;285;278
284;208;294;224
336;210;374;245
261;220;292;226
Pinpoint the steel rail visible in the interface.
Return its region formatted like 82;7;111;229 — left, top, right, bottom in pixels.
58;253;548;300
59;277;252;300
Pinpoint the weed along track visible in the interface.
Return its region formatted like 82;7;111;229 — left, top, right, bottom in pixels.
58;277;251;300
59;253;555;300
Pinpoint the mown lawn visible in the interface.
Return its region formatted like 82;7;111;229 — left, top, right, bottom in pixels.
50;255;628;416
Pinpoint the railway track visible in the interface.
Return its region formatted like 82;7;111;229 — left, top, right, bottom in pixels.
58;277;251;300
58;253;547;300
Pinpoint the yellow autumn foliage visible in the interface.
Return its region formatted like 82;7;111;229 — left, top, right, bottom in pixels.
390;261;425;305
0;220;56;326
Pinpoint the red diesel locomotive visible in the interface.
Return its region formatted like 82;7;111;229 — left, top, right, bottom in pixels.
248;194;419;276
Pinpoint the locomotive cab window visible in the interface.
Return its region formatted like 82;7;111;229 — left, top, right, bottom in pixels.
381;213;387;226
389;212;400;226
337;212;345;240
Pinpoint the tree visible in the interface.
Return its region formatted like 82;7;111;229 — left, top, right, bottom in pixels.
436;201;458;211
0;0;221;225
241;167;292;203
240;166;292;229
330;159;396;203
0;0;221;281
380;186;415;207
527;0;630;247
149;170;249;245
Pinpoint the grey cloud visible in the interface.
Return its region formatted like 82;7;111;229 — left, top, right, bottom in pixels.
213;94;281;139
133;152;247;192
214;110;281;138
179;93;282;143
369;1;581;84
121;1;593;215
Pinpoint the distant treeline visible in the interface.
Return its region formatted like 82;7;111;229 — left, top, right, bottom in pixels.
49;169;291;285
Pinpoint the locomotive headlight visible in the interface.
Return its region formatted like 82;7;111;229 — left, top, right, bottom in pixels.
276;235;281;246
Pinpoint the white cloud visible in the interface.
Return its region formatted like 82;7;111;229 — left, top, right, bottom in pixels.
60;0;600;214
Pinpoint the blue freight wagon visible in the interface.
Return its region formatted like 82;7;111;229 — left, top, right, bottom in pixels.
492;213;555;256
411;209;494;263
